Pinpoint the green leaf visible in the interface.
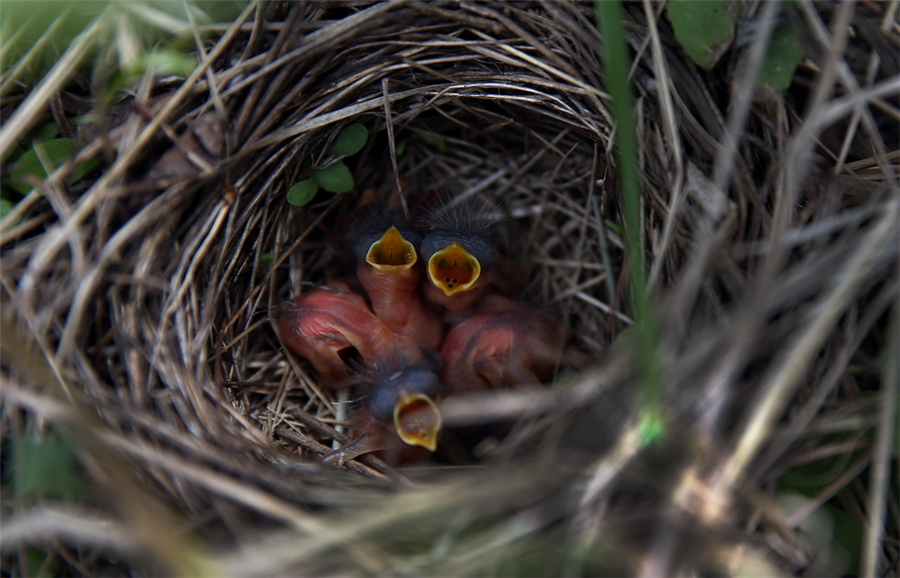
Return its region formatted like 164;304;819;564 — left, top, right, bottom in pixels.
313;162;354;194
756;24;804;91
103;49;198;106
395;138;407;157
72;156;101;184
0;197;16;220
328;123;368;157
10;138;100;194
639;407;665;447
287;179;318;206
604;219;624;237
133;49;197;76
13;434;87;502
826;503;862;575
21;547;60;578
31;122;61;144
667;0;737;69
12;139;80;192
418;132;448;153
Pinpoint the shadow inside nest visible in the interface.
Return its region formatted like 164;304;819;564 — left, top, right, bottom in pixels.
228;108;620;475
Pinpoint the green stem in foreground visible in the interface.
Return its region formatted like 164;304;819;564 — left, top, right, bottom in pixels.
595;0;663;444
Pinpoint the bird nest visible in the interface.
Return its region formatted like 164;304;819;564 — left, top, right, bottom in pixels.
2;2;898;576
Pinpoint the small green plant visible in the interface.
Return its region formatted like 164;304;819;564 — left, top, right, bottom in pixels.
9;138;101;194
416;131;448;153
756;23;804;91
287;122;368;207
2;122;101;230
667;1;804;92
12;432;88;502
102;49;197;108
19;547;61;578
394;130;448;158
0;197;16;220
667;0;738;70
777;449;869;575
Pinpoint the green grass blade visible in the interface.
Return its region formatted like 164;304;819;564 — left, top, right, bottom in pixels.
595;0;663;443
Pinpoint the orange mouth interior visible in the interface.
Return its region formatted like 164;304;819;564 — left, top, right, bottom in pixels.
393;392;442;451
366;226;417;270
427;243;481;296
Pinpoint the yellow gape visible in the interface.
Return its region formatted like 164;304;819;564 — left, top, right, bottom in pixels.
427;243;481;296
393;391;442;451
366;226;417;270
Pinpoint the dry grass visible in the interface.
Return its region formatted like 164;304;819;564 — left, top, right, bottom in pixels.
1;1;898;576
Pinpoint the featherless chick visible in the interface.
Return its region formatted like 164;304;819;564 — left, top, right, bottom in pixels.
275;282;442;462
350;207;444;350
419;197;507;313
324;361;443;466
275;281;424;389
440;294;566;393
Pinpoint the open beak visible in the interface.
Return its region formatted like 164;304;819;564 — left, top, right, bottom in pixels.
393;391;442;451
366;226;417;271
427;242;482;296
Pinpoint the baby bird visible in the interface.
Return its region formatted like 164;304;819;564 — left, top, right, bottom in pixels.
275;282;443;462
419;197;505;313
275;281;422;389
324;364;443;465
352;210;444;350
440;294;566;393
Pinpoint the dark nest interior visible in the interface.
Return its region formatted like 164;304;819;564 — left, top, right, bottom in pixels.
2;1;898;576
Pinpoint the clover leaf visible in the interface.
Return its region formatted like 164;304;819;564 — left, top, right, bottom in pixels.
287;178;319;206
313;162;354;194
328;123;368;157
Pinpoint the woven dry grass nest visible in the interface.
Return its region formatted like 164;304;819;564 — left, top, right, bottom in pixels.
2;2;898;576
